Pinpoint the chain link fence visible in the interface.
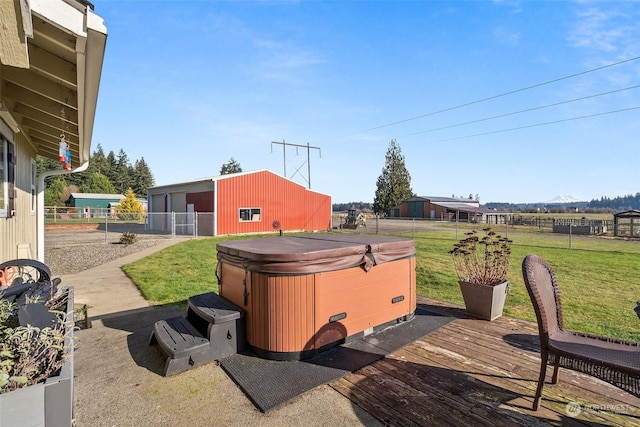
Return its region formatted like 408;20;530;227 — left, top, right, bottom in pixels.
45;208;213;240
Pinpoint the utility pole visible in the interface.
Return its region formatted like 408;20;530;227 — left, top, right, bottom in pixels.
270;140;321;189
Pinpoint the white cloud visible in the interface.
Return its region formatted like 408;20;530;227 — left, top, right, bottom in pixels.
567;5;638;54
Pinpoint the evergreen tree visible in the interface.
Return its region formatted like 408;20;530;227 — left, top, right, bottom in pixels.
117;187;144;221
79;172;117;194
113;149;132;193
37;156;66;188
132;157;155;196
373;140;414;215
38;146;156;205
89;144;109;176
220;157;243;175
105;150;118;185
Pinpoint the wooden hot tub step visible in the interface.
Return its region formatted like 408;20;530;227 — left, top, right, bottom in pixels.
149;316;214;376
187;292;245;324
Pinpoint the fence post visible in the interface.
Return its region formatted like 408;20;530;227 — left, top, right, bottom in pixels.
569;223;572;249
194;212;198;238
171;212;176;238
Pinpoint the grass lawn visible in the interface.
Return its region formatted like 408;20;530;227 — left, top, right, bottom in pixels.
123;227;640;342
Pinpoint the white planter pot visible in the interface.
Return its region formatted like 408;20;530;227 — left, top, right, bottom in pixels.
459;280;509;321
0;288;74;427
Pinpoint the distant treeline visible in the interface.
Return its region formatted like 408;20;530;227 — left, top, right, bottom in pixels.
587;193;640;211
332;202;373;212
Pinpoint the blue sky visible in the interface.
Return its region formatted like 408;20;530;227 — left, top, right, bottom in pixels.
91;0;639;204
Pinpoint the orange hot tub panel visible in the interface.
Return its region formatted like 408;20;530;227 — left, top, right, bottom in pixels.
217;234;416;360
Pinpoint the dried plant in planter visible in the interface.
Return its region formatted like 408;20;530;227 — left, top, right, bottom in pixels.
450;228;512;286
0;292;71;393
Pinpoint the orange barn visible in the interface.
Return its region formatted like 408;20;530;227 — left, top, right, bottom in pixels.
146;170;331;236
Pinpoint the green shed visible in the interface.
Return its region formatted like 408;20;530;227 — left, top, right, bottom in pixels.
65;193;125;209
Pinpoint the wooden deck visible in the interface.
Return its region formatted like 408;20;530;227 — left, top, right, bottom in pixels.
331;296;640;426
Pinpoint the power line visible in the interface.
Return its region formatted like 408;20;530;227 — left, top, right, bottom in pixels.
432;106;640;142
405;84;640;136
348;55;640;136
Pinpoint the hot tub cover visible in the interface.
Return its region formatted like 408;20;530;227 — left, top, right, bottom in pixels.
216;234;416;274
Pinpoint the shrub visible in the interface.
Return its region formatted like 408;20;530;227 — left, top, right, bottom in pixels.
119;231;139;246
116;188;145;221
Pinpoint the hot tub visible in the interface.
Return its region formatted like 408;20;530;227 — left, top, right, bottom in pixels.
216;234;416;360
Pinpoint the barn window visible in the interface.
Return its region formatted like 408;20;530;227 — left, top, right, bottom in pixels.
239;208;261;222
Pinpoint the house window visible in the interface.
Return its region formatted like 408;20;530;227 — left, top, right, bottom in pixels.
239;207;261;222
31;159;37;214
0;137;4;217
0;135;16;218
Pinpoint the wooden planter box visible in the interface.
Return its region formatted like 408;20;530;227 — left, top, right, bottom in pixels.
217;235;416;360
459;280;509;321
0;288;75;427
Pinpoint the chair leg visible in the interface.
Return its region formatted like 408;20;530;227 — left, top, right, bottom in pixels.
533;351;548;410
551;357;560;384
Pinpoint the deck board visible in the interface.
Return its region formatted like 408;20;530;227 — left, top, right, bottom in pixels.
330;296;640;426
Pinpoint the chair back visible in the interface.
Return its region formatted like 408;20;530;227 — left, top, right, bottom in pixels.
522;254;564;345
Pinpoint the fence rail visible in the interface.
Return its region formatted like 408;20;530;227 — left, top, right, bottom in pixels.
331;213;616;236
45;207;620;242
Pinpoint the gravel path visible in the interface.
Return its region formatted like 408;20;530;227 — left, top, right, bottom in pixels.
44;230;170;276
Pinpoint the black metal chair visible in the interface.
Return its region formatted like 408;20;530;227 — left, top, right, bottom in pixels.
0;259;59;305
521;254;640;410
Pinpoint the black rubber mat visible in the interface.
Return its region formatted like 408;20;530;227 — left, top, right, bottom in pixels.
220;306;454;412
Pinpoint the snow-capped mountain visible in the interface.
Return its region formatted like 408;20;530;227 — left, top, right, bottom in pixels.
544;195;583;204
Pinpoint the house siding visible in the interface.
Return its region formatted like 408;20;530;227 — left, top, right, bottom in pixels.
1;128;37;261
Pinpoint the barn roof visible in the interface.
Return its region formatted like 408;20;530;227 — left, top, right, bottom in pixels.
614;209;640;218
69;193;125;200
147;169;331;197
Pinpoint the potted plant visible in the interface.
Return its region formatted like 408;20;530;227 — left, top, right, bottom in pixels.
450;228;512;321
0;260;74;427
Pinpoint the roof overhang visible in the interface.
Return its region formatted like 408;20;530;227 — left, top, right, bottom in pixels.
0;0;107;166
